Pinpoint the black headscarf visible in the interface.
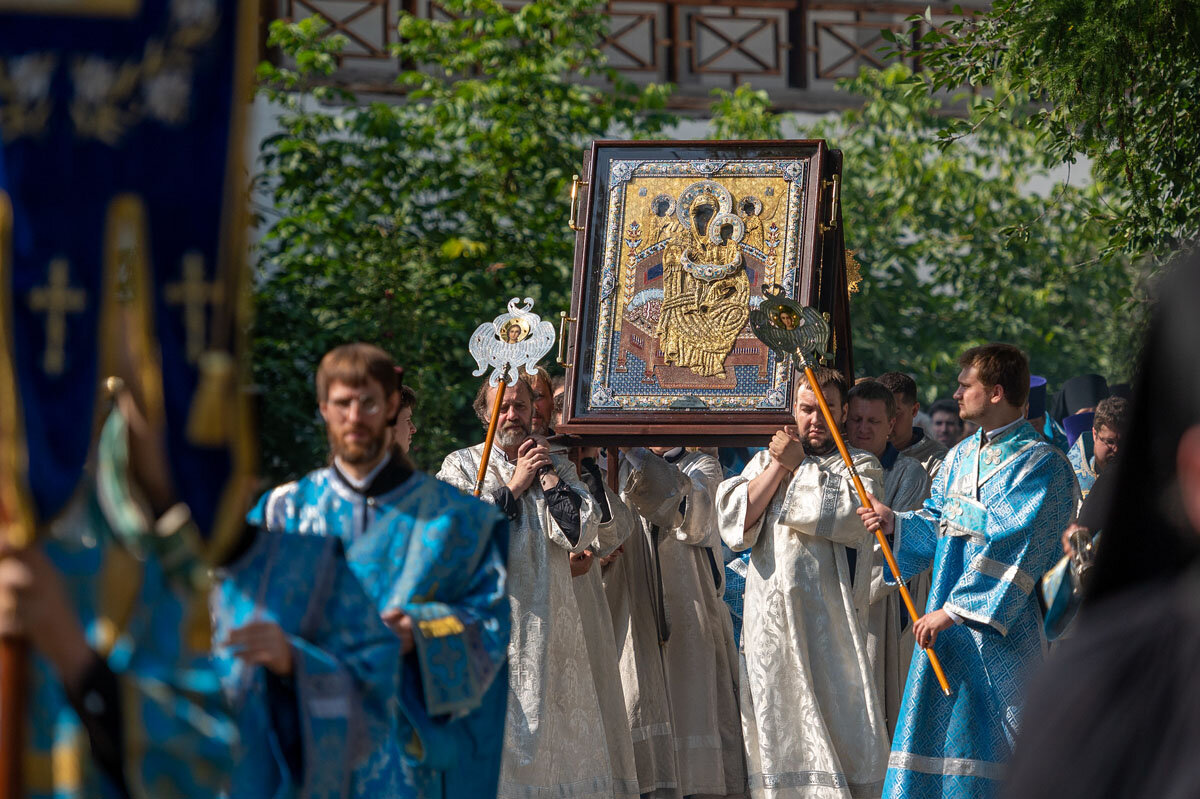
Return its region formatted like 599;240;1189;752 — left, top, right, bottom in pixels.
1049;374;1109;423
1085;254;1200;604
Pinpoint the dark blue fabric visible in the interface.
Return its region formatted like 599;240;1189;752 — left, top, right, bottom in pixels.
0;0;242;531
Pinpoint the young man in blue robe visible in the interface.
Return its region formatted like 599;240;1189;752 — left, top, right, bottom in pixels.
858;344;1077;799
236;343;510;799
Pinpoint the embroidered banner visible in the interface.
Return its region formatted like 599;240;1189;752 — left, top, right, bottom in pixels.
0;0;255;555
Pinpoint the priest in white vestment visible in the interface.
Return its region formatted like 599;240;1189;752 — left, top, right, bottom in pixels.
601;460;681;798
567;446;642;799
621;446;747;799
717;368;889;799
847;381;932;738
438;379;614;799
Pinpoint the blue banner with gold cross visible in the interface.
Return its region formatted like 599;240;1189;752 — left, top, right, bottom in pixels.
0;0;256;558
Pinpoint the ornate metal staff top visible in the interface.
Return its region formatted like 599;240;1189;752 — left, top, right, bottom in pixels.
748;284;833;369
469;297;556;384
747;283;953;696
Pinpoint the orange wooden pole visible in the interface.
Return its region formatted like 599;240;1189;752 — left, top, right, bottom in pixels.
474;375;508;497
803;365;952;697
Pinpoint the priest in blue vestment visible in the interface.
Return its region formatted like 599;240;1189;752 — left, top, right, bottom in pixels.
858;344;1077;799
241;343;511;799
1;400;237;799
1066;397;1128;502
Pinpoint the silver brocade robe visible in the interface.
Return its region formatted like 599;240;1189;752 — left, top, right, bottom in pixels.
717;448;890;799
866;452;932;738
602;472;680;798
573;478;640;798
437;444;613;799
621;451;747;798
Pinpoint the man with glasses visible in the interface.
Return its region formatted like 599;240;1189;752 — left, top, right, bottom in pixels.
220;343;511;799
1069;396;1129;501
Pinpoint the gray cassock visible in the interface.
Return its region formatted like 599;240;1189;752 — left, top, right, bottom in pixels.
864;451;932;739
717;448;890;799
900;429;946;481
438;445;613;799
602;464;680;798
573;473;641;799
621;450;747;799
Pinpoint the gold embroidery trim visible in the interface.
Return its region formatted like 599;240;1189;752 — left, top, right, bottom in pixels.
417;616;465;638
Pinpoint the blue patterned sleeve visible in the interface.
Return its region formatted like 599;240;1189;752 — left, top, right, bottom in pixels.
403;519;509;719
887;458;951;584
943;450;1077;636
395;511;511;771
291;559;406;798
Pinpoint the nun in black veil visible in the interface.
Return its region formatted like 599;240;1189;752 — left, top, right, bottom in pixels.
1003;254;1200;799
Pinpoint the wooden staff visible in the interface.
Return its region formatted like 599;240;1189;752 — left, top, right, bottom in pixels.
473;364;511;496
801;363;953;697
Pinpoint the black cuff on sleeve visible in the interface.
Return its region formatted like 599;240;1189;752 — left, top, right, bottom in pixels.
579;458;613;524
544;481;584;545
64;653;130;798
490;486;521;521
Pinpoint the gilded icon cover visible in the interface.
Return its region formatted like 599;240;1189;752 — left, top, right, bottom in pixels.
559;141;845;442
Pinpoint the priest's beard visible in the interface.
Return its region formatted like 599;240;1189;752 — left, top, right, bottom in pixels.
329;424;387;465
496;417;531;451
803;433;836;457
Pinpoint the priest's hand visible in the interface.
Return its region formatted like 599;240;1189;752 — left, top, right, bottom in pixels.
569;550;595;577
856;491;894;538
509;437;553;498
381;608;415;654
913;609;955;649
600;545;624;567
0;541;94;690
227;620;293;676
768;427;805;472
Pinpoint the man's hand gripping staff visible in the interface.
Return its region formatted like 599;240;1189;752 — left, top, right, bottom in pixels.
749;286;952;697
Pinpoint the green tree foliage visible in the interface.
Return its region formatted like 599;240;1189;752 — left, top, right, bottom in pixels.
252;4;1140;480
821;67;1138;400
701;66;1137;401
252;2;671;479
893;1;1200;261
708;85;783;140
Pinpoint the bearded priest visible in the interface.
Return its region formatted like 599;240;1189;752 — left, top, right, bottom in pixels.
229;343;511;798
438;378;616;799
717;367;889;799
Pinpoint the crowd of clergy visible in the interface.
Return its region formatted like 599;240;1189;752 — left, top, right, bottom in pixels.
227;337;1128;799
8;337;1135;799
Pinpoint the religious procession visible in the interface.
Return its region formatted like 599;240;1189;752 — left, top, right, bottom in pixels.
2;1;1198;799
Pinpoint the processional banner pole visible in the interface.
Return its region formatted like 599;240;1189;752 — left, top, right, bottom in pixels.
750;285;952;697
468;298;556;497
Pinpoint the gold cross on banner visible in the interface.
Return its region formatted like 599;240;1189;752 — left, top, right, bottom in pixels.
165;252;218;363
27;258;86;376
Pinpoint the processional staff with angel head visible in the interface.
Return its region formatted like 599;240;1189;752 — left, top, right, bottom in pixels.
467;297;556;496
749;285;953;697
